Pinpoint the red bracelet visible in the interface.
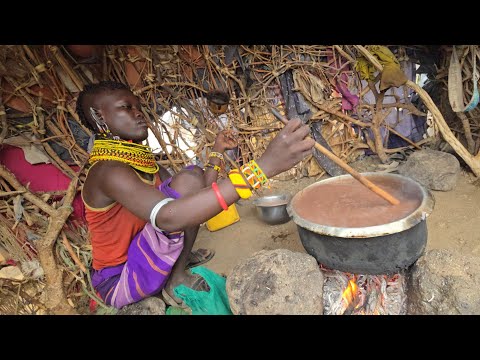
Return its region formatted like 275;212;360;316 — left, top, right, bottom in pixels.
212;182;228;211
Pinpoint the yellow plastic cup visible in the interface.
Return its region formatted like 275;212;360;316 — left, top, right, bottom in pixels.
206;203;240;231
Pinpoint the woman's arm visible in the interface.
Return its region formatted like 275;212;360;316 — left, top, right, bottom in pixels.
204;129;237;186
98;119;314;232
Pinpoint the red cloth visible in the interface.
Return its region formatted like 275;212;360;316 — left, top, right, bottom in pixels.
0;144;86;223
84;173;161;270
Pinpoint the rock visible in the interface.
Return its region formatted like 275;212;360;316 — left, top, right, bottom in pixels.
226;249;324;315
398;149;460;191
0;266;25;281
407;249;480;315
349;155;384;173
116;296;166;315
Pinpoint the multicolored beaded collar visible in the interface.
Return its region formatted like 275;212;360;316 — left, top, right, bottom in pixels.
89;138;159;174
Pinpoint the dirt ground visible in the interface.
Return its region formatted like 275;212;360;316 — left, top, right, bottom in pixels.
194;166;480;277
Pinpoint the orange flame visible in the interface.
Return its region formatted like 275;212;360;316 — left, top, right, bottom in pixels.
342;279;358;306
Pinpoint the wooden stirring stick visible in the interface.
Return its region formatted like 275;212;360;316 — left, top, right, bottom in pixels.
270;108;400;205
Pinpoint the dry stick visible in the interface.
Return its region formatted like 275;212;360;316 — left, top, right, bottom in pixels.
55;105;83;164
18;46;42;85
0;164;56;216
334;45;356;63
0;78;7;144
385;126;422;150
37;135;77;179
157;88;239;169
22;209;33;226
0;105;7;145
0;178;12;192
0;165;78;314
134;81;207;95
314;103;371;128
49;46;84;92
66;104;93;137
5;76;38;110
36;177;79;315
371;91;389;162
61;232;87;273
0;190;26;197
457;112;476;154
45;119;89;159
142;109;180;173
8;125;76;180
36;102;46;136
355;45;480;175
270;108;400;205
383;102;427;117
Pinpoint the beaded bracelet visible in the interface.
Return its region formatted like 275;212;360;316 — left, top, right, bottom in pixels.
249;160;269;187
211;182;228;211
240;164;261;190
228;169;253;199
205;163;221;172
208;151;224;161
240;160;270;190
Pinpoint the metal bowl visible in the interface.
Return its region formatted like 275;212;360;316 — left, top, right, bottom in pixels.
252;194;291;225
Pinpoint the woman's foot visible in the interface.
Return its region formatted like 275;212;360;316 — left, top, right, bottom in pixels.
186;248;215;269
163;272;210;307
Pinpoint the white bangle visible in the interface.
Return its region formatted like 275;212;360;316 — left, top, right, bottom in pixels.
150;197;175;232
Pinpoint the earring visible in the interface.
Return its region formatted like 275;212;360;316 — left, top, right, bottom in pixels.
90;107;108;132
90;107;120;140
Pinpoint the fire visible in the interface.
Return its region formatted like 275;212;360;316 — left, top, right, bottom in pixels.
322;267;407;315
342;278;358;306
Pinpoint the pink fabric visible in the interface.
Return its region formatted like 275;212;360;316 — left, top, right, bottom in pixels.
327;50;359;111
336;80;359;111
0;145;85;223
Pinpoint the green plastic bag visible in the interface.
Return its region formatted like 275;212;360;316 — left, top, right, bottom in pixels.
166;306;191;315
173;266;233;315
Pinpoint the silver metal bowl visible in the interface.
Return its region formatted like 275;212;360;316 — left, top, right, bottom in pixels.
252;194;291;225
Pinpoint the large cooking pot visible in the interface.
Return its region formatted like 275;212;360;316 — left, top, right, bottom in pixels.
287;173;435;275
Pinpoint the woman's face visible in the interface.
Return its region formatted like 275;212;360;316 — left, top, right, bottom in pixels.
97;89;149;142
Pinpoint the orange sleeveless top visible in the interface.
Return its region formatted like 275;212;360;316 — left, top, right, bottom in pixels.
83;168;161;270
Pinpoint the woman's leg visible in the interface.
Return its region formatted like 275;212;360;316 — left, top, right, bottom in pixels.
160;166;211;301
93;166;210;309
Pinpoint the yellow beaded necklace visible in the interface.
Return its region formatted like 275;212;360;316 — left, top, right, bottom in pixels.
89;138;159;174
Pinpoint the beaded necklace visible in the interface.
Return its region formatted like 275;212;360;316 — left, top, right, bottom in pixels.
89;138;159;174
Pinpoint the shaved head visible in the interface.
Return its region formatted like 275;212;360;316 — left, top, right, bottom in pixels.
76;81;130;130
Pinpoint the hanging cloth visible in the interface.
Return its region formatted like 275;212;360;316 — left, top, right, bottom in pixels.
354;45;408;90
448;45;479;112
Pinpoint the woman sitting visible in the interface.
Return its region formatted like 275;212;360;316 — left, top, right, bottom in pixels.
76;81;314;309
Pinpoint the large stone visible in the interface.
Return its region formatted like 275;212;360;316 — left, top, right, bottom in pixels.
407;249;480;315
116;297;166;315
398;149;460;191
226;249;324;315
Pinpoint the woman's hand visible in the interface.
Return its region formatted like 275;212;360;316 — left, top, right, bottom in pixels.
213;129;238;153
256;118;315;178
